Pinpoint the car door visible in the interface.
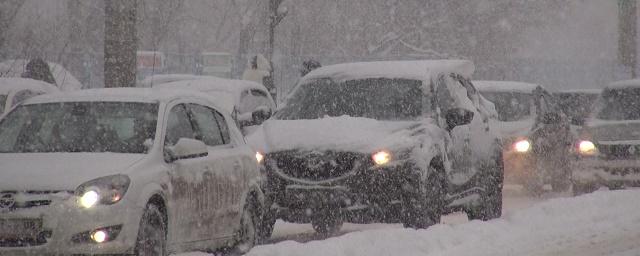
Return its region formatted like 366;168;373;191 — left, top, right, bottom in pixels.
164;103;219;246
187;103;248;237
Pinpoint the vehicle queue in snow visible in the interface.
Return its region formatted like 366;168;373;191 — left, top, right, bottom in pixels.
0;59;638;255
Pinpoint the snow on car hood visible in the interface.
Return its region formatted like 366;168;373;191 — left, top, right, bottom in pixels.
489;119;534;139
247;116;443;154
0;153;144;191
584;119;640;142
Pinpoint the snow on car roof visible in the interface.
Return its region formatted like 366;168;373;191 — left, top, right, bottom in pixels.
302;60;475;83
138;74;210;88
0;77;60;95
474;80;541;94
24;87;219;105
607;79;640;89
154;76;268;94
0;59;83;91
556;88;601;94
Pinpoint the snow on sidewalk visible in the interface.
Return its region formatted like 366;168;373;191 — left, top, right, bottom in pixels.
247;190;640;256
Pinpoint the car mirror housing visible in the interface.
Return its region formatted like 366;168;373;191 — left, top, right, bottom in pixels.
445;108;474;131
165;138;208;162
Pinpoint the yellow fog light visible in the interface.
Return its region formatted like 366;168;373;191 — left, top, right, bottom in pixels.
372;151;391;165
79;190;99;209
91;230;108;243
256;152;264;163
578;140;597;156
513;140;531;153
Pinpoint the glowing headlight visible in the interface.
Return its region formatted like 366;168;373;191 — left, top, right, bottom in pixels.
578;140;597;156
513;139;531;153
372;151;391;165
75;175;130;208
256;152;264;163
91;230;108;243
79;190;99;209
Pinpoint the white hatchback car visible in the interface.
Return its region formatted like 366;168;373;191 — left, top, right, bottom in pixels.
0;88;263;255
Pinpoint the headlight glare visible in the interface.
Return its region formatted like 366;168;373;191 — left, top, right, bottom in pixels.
372;151;391;165
578;140;597;156
256;152;264;163
76;175;130;208
513;139;531;153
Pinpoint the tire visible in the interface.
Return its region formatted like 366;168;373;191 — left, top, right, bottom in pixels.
311;210;343;235
467;154;503;221
401;161;445;229
234;201;260;254
551;178;571;192
135;204;167;256
258;204;277;241
572;183;597;196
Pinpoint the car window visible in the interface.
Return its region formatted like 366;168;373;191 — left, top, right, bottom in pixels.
188;104;226;146
12;90;40;107
165;104;196;146
213;110;231;144
435;75;456;113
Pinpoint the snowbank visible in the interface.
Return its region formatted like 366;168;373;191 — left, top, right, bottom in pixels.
247;190;640;256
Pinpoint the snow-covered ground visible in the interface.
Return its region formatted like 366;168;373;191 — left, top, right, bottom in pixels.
172;185;640;256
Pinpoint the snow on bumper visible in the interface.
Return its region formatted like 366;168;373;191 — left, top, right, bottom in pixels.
572;158;640;187
0;195;143;255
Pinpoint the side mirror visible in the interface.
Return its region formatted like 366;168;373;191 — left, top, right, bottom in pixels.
445;108;474;131
165;138;208;162
541;112;562;125
251;107;272;126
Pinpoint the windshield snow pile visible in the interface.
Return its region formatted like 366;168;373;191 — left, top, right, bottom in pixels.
245;190;640;256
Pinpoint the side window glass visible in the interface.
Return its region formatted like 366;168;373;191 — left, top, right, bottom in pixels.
189;104;225;146
436;75;455;113
165;104;196;146
213;111;231;144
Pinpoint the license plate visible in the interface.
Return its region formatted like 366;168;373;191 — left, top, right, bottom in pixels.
0;219;42;238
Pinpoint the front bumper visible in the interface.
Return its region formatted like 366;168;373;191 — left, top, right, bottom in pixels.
572;158;640;188
0;195;143;255
264;160;415;224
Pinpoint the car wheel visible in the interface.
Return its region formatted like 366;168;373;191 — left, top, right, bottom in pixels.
234;201;260;254
401;161;445;229
135;204;166;256
311;209;343;235
572;182;597;196
258;203;277;242
551;178;571;192
467;154;503;221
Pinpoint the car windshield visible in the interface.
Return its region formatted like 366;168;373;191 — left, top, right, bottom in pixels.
596;88;640;120
0;102;158;153
0;95;6;113
275;78;423;120
556;92;599;122
481;92;533;121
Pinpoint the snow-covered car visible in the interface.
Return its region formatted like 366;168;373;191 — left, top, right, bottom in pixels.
0;88;264;255
154;76;276;135
137;74;207;88
249;60;503;235
0;59;83;91
573;79;640;195
555;89;600;126
0;77;59;115
476;81;571;193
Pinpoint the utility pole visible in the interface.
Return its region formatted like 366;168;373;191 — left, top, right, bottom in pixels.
104;0;137;87
266;0;287;102
619;0;637;78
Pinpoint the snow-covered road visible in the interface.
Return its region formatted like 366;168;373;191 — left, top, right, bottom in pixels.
175;185;640;256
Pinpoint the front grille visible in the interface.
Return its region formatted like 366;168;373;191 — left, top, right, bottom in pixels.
268;151;366;181
597;144;640;160
0;190;72;212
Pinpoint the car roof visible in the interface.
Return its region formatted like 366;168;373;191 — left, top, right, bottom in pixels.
154;76;269;94
24;87;222;106
301;60;475;83
555;88;601;94
0;77;60;95
474;80;542;94
138;74;210;88
607;79;640;90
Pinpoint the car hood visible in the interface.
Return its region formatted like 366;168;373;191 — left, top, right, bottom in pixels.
247;116;443;154
0;153;145;191
583;119;640;142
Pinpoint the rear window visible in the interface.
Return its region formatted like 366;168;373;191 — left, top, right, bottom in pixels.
596;88;640;120
481;92;533;121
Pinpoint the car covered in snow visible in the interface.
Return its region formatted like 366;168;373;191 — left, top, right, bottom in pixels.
475;81;571;193
249;60;503;234
153;76;276;135
0;88;264;255
0;77;59;115
555;89;600;126
573;79;640;195
0;59;84;91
